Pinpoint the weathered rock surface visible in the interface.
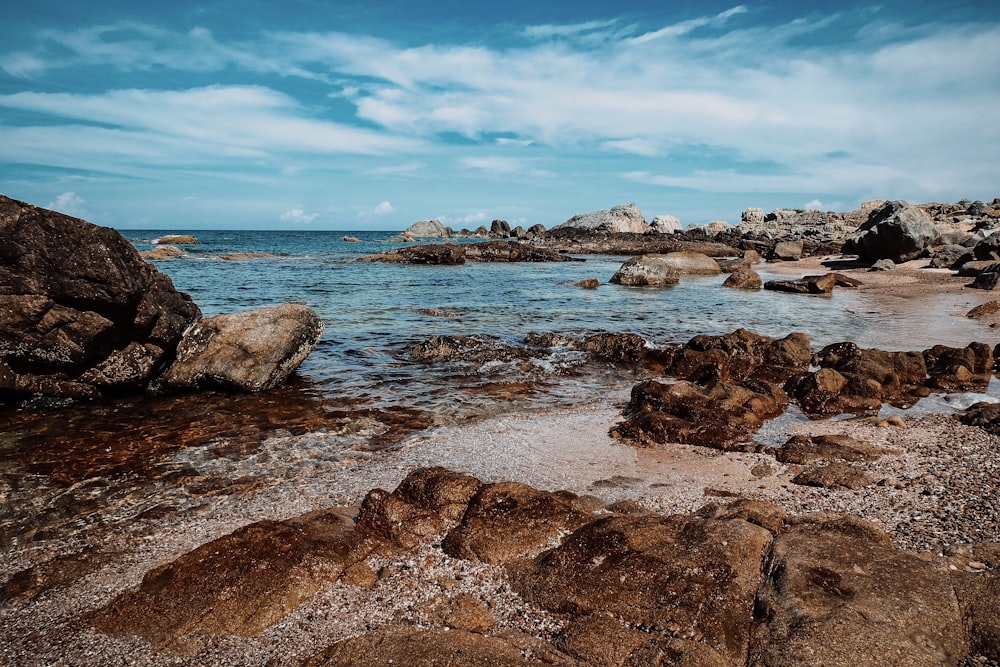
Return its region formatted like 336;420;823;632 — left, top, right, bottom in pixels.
650;214;682;234
774;434;900;465
554;203;649;234
749;515;968;666
408;335;534;364
768;240;803;261
843;200;939;263
0;195;201;399
666;329;813;385
154;234;198;244
160;304;324;392
970;264;1000;290
611;377;789;450
723;268;763;290
764;273;839;295
82;467;997;664
609;255;680;286
790;462;875;489
654;251;722;275
404;219;451;237
960;401;1000;436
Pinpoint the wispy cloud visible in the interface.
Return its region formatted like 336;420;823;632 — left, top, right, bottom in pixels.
280;208;318;224
46;192;88;218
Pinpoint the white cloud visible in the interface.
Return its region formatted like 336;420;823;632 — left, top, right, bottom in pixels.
803;199;826;211
280;208;318;224
46;191;87;217
373;200;394;215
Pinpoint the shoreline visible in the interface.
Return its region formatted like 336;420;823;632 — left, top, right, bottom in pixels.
3;255;1000;665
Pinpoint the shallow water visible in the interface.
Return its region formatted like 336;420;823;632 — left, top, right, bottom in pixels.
2;230;998;550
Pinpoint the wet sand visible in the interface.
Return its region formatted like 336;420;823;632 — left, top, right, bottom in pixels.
2;256;999;666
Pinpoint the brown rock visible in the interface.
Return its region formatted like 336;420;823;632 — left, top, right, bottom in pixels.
581;332;648;363
656;251;723;275
140;245;185;260
668;329;812;385
300;626;560;666
768;240;803;261
572;278;601;288
610;255;681;286
160;303;324;392
442;482;594;564
511;512;774;665
154;234;198;244
0;195;201;398
612;377;789;450
750;515;968;665
408;334;532;364
790;462;875;489
951;545;1000;661
960;401;1000;436
967;300;1000;319
774;434;900;464
722;268;763;290
924;342;993;391
763;273;838;295
89;508;380;652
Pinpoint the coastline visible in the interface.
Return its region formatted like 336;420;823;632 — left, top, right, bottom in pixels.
3;255;1000;665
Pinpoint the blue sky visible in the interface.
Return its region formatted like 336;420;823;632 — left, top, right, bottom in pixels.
1;1;998;230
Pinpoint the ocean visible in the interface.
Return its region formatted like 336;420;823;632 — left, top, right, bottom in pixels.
1;229;996;549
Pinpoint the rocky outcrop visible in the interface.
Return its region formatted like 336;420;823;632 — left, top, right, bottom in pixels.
764;272;861;296
767;240;803;261
655;251;722;275
159;304;324;392
553;203;649;234
842;200;939;263
773;434;900;465
140;245;185;260
361;242;580;264
609;256;680;286
666;329;813;385
0;195;201;399
153;235;198;245
83;467;997;665
408;335;533;364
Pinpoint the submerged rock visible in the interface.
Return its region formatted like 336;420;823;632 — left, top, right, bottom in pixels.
160;304;324;392
0;195;201;399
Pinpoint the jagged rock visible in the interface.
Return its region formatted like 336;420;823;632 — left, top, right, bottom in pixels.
649;214;682;234
957;260;1000;277
160;304;324;392
490;219;511;237
927;244;969;268
554;203;649;234
742;208;765;224
611;377;789;450
405;220;451;237
764;273;838;295
842;200;938;263
790;462;875;489
361;242;578;264
973;236;1000;261
0;195;201;399
970;265;1000;290
667;329;812;385
511;511;774;665
924;342;993;391
442;482;594;564
960;401;1000;436
580;332;648;363
749;515;967;665
723;269;763;290
610;256;680;286
361;244;466;264
408;335;532;364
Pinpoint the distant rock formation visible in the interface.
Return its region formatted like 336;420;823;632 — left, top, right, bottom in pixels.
649;214;682;234
404;219;451;237
554;203;649;234
140;245;185;260
153;234;198;245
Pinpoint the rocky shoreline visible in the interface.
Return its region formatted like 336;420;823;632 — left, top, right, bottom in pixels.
2;194;1000;665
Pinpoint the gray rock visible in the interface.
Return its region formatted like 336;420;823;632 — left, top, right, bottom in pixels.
160;304;324;392
723;269;763;290
555;203;649;234
769;241;803;261
655;251;722;275
741;208;765;224
971;266;1000;291
610;256;680;286
869;258;896;271
405;220;451;237
649;214;681;234
842;200;938;262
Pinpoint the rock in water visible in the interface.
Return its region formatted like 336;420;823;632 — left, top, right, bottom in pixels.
723;268;763;290
404;219;451;237
0;195;201;399
161;304;324;392
610;256;680;286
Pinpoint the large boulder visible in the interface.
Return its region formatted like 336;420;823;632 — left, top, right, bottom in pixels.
554;203;649;234
750;515;968;665
723;268;763;290
610;255;680;286
0;195;201;399
160;304;324;392
404;219;451;237
650;214;682;234
842;200;939;263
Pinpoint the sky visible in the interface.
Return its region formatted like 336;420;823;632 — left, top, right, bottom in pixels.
1;1;998;231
